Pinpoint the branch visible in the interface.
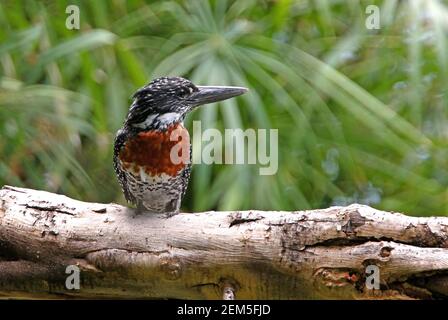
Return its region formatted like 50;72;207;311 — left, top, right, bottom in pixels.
0;185;447;299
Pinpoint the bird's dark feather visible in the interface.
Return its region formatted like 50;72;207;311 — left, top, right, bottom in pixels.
113;128;136;205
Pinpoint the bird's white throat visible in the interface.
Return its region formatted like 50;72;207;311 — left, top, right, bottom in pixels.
133;112;182;130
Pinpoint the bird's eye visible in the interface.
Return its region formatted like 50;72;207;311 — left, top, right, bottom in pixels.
179;89;190;98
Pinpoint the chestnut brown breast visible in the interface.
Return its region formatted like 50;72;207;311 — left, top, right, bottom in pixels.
118;124;190;177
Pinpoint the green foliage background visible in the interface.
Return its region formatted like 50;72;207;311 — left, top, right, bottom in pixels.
0;0;447;215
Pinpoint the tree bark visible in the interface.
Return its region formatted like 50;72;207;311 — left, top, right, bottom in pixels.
0;185;447;300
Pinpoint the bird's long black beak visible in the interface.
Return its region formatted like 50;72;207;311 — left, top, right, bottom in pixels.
188;86;248;108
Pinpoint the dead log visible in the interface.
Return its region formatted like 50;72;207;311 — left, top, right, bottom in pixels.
0;185;447;299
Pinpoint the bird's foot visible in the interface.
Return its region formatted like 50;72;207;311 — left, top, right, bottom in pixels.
164;211;179;218
135;202;147;215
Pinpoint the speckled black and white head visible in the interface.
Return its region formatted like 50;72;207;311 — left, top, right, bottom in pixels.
125;76;248;131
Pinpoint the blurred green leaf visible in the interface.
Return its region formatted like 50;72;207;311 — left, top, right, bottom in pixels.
0;0;446;216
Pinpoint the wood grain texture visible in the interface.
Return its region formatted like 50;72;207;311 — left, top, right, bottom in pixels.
0;185;447;299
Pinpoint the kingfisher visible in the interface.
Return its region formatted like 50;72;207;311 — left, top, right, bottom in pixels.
113;77;247;215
